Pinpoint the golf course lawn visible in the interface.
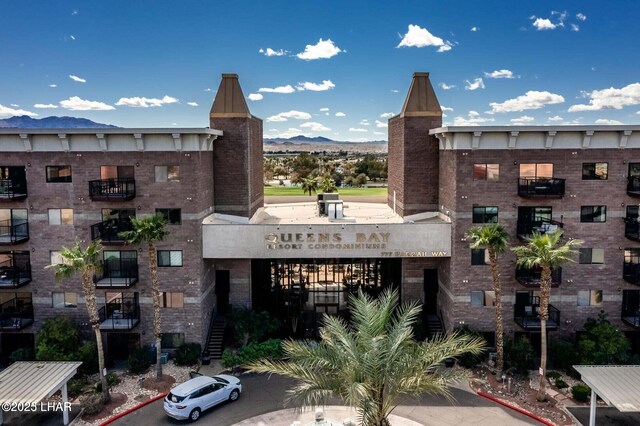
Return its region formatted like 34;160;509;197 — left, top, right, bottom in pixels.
264;186;387;196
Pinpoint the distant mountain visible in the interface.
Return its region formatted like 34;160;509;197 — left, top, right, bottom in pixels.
0;115;118;129
265;134;387;144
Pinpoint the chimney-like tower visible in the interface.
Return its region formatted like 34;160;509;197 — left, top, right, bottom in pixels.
210;74;263;218
387;72;442;217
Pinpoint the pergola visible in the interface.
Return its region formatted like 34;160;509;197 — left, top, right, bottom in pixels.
0;361;82;425
573;365;640;426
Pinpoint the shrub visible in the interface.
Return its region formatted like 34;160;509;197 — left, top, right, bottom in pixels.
546;371;562;380
453;327;487;368
128;347;151;374
77;342;99;375
9;347;34;363
36;317;80;361
572;383;591;402
504;337;535;375
555;378;568;389
578;313;631;365
67;378;86;398
175;343;202;366
222;339;284;369
228;309;280;345
95;372;120;393
549;339;577;373
81;393;103;415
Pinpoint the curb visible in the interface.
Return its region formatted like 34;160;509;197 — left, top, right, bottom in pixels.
477;391;556;426
99;392;168;426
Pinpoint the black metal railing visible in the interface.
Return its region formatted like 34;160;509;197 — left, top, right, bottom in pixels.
0;257;32;287
518;178;565;198
628;177;640;196
622;302;640;328
516;219;564;240
88;178;136;201
94;257;138;287
624;217;640;242
90;218;133;243
98;294;140;330
515;267;562;287
0;219;29;244
0;176;28;200
624;263;640;285
0;295;33;330
514;297;560;329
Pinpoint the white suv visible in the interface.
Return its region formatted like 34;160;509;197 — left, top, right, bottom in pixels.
164;374;242;422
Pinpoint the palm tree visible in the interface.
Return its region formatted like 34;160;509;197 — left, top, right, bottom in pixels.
512;231;582;401
301;176;319;196
248;289;485;426
47;240;110;403
120;214;169;379
466;224;509;374
320;177;337;193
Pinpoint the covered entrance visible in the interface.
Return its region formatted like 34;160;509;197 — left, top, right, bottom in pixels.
105;332;140;361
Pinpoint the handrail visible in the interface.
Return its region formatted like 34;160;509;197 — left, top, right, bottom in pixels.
0;219;29;242
88;178;136;200
517;177;565;197
90;218;133;242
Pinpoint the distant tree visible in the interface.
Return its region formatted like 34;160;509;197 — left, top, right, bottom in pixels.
301;176;319;196
320;177;337;193
291;153;319;183
354;173;368;187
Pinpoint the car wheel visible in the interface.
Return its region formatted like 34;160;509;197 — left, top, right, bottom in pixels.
189;408;201;422
229;389;240;402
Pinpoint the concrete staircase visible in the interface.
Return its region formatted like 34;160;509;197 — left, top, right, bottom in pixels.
206;316;227;359
426;314;444;338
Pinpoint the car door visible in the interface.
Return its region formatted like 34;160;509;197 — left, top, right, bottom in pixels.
198;385;217;410
209;383;227;406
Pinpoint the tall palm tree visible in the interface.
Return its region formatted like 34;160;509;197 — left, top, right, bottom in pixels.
320;177;337;193
120;214;169;379
512;231;582;401
248;289;485;426
47;240;110;403
466;224;509;374
301;176;319;196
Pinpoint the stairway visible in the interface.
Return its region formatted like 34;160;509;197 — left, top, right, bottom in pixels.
426;314;444;338
206;316;227;359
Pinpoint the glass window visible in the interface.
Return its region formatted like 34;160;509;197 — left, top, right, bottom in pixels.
577;290;603;306
161;292;184;308
155;166;180;182
473;164;499;180
471;249;490;265
582;163;608;180
580;206;607;223
472;206;498;223
156;208;181;225
161;333;185;349
158;250;182;267
52;292;77;308
46;166;72;183
630;163;640;178
48;208;73;225
100;165;134;179
579;248;604;264
520;163;553;179
471;290;495;307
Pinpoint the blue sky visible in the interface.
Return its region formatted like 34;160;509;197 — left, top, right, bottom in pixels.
1;0;639;140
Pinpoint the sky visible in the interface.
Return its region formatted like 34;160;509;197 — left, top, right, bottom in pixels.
1;0;639;141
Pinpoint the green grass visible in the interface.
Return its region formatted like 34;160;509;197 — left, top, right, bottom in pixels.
264;186;387;197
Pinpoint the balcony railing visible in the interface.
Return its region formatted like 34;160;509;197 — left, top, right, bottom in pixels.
88;178;136;201
518;178;565;198
517;219;564;240
514;297;560;329
515;266;562;287
94;257;138;288
90;218;133;244
624;263;640;285
624;217;640;242
628;177;640;197
0;256;32;288
0;219;29;245
622;303;640;328
0;295;33;330
0;176;28;200
99;294;140;330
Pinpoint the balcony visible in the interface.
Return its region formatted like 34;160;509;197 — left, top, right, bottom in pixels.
514;297;560;330
0;252;31;288
0;171;28;200
99;293;139;330
518;178;565;198
625;217;640;242
0;219;29;245
628;177;640;197
517;219;563;240
515;266;562;288
0;294;33;330
94;256;138;288
624;263;640;285
89;178;136;201
90;218;133;244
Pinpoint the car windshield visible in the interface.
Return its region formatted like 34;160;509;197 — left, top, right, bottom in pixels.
213;376;229;384
167;392;186;403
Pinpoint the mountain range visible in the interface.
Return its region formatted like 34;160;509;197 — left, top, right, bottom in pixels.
264;135;387;144
0;115;119;129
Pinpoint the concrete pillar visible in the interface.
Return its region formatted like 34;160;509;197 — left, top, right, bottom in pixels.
589;389;596;426
62;382;69;425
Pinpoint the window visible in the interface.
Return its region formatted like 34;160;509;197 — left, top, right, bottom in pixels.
577;290;603;306
473;164;499;181
158;250;182;267
471;249;490;265
519;163;553;179
471;290;495;307
579;248;604;264
161;292;184;308
630;163;640;178
625;248;640;265
48;208;73;225
580;206;607;223
46;165;72;183
161;332;185;349
100;165;134;180
582;163;608;180
155;166;180;182
156;208;181;225
472;206;498;223
52;292;77;308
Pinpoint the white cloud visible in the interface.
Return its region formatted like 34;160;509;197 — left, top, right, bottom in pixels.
0;104;38;117
532;18;557;30
373;131;386;136
439;82;456;90
275;128;311;139
49;84;57;88
391;89;399;93
465;78;485;91
548;115;564;121
568;83;640;112
258;85;295;94
248;93;263;101
59;96;115;111
484;69;514;79
69;35;76;40
69;74;86;83
470;27;478;32
296;38;342;60
335;112;346;117
380;112;394;118
10;104;19;107
258;48;287;56
359;119;370;126
300;122;330;131
375;120;388;128
296;80;335;91
33;103;58;109
511;115;535;124
453;111;495;126
320;107;330;112
576;13;587;21
441;106;454;112
490;91;565;113
349;128;368;132
71;9;78;15
187;102;198;107
595;118;623;125
397;24;452;52
571;24;580;32
115;95;178;108
204;88;212;92
266;110;312;122
468;111;480;118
